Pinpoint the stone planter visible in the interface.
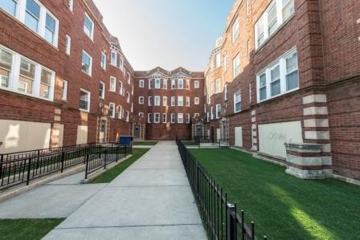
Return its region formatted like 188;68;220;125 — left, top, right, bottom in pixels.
285;143;332;179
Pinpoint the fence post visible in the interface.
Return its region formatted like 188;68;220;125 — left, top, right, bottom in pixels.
227;203;237;240
0;154;3;179
85;152;89;179
61;151;65;173
26;157;32;185
251;221;255;240
104;148;107;169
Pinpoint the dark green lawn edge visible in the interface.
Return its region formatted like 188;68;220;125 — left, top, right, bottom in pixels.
89;148;150;183
133;141;158;146
0;219;64;240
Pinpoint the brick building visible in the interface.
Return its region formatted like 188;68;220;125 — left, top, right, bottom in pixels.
205;0;360;180
0;0;134;153
132;67;205;140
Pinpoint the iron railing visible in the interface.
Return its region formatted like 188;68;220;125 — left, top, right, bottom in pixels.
177;140;267;240
0;143;131;190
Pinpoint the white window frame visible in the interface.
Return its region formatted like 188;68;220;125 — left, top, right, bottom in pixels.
216;104;221;119
110;50;117;66
194;80;200;89
68;0;74;11
177;96;184;106
148;96;152;106
119;81;124;95
0;45;56;101
154;96;161;106
215;79;221;93
65;35;71;56
99;81;105;99
139;79;144;88
100;51;107;70
81;50;92;76
170;113;175;124
177;113;184;124
256;47;299;103
171;96;175;106
178;78;184;89
163;79;168;89
186;113;191;124
83;12;94;41
233;55;240;79
255;0;295;49
109;102;115;118
163;96;168;106
194;97;200;105
154;113;160;124
139;96;144;104
154;78;161;89
224;84;228;101
62;80;68;101
234;91;242;113
109;76;116;92
186;96;190;107
215;53;221;68
148;113;152;123
79;88;91;112
232;18;240;43
162;113;167;123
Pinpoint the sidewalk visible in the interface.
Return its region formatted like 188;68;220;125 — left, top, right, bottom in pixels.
44;141;207;240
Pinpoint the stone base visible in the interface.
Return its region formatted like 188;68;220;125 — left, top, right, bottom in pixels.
286;167;332;179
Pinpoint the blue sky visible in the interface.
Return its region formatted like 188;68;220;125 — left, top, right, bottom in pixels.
93;0;234;71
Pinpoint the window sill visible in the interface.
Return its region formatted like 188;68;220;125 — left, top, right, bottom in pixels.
257;87;300;104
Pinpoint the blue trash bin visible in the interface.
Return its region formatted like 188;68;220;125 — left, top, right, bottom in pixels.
119;135;133;146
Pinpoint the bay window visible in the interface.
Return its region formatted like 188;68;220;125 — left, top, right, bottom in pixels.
257;48;299;102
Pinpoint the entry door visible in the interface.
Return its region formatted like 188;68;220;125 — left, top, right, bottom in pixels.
134;124;141;139
99;119;107;143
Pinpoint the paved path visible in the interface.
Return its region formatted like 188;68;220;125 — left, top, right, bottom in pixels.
44;141;207;240
0;173;106;219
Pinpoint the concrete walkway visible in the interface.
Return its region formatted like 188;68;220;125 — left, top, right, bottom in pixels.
44;141;207;240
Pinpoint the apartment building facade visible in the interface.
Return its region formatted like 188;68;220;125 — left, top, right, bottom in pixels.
0;0;134;153
133;67;205;140
205;0;360;180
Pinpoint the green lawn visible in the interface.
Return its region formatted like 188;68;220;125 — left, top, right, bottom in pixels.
90;148;149;183
0;219;63;240
133;141;158;146
190;148;360;240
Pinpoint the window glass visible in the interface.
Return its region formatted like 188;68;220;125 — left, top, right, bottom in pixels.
0;48;12;88
268;3;278;35
282;0;295;21
259;73;267;101
79;90;90;111
81;51;91;75
25;0;41;32
40;68;52;99
0;0;17;16
18;58;35;94
270;65;281;96
45;14;56;44
234;92;242;112
286;52;299;90
84;14;93;39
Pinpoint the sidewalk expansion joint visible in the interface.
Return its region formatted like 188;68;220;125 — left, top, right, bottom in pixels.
57;223;203;230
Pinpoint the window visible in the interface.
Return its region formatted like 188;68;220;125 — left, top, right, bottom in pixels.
194;113;200;118
255;0;295;49
154;96;161;106
118;105;124;119
257;48;299;102
83;13;94;40
148;113;152;123
109;102;115;118
154;113;160;123
67;0;73;11
139;96;144;104
119;81;123;95
178;113;184;124
215;79;221;93
65;35;71;55
234;91;242;113
81;50;92;76
111;50;117;66
163;96;168;106
171;79;176;89
194;80;200;89
118;56;124;71
224;84;228;101
126;92;130;103
186;113;191;124
233;55;240;78
155;78;161;89
163;79;168;89
106;77;114;92
186;79;190;89
148;96;152;106
232;18;240;42
210;106;214;120
177;96;184;106
0;47;13;89
216;104;221;119
186;96;190;107
25;0;40;33
215;53;221;68
171;96;175;106
100;51;106;70
194;97;200;105
79;89;90;112
178;78;184;89
127;72;131;84
139;80;144;88
139;112;144;118
99;81;105;99
162;113;167;123
62;80;68;101
44;13;57;44
285;51;299;91
170;113;175;123
1;0;17;16
0;46;55;100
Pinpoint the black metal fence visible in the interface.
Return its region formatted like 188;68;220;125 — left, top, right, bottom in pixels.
0;143;131;190
177;140;267;240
